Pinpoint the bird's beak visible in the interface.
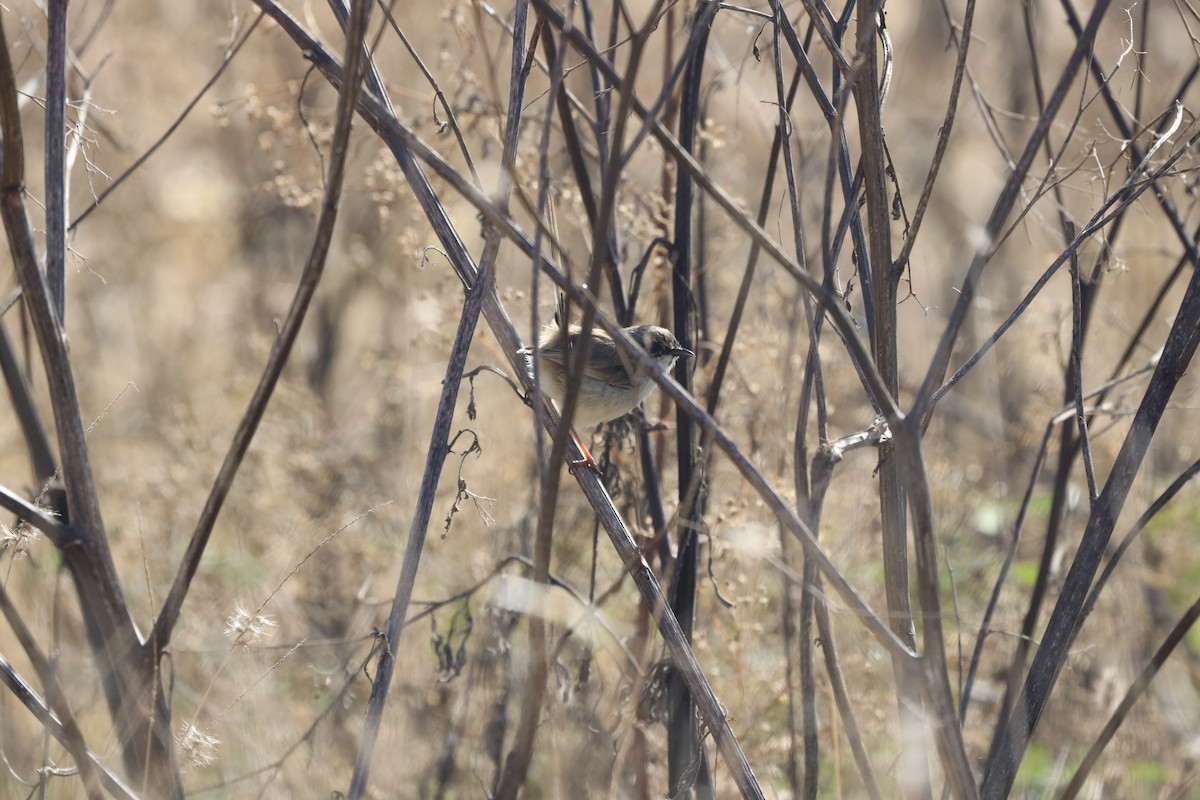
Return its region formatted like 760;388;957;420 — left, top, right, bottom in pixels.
671;346;695;359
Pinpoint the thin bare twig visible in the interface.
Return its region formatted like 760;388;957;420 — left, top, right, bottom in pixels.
44;0;67;320
1058;594;1200;800
69;11;264;231
894;0;975;271
929;116;1193;418
349;0;522;795
377;1;481;189
1082;459;1200;624
981;201;1200;800
0;581;104;800
911;0;1114;422
1067;230;1098;501
0;650;138;800
152;2;361;651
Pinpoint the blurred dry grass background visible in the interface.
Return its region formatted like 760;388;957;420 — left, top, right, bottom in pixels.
0;0;1199;797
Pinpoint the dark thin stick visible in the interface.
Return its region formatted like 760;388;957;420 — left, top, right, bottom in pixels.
981;215;1200;800
1067;227;1097;501
615;2;714;171
1081;459;1200;624
765;12;825;796
795;0;849;74
782;40;840;796
704;28;798;418
911;0;1114;422
526;15;574;494
664;3;719;795
770;1;879;365
526;22;569;485
0;322;58;484
637;424;673;568
894;0;975;272
796;434;821;800
0;0;118;642
801;427;886;800
772;2;834;120
1058;594;1200;800
928;118;1191;418
538;29;627;321
850;4;943;796
778;430;887;798
0;584;104;800
776;5;880;347
812;583;883;799
831;12;880;348
958;422;1054;725
1061;0;1200;273
316;0;507;796
972;12;1109;763
353;278;491;799
588;0;630;324
778;527;802;798
765;23;823;797
44;0;67;320
892;418;977;800
490;2;561;797
0;651;138;800
151;1;363;651
377;2;481;189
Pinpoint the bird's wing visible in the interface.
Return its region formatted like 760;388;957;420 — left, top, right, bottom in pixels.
539;331;631;387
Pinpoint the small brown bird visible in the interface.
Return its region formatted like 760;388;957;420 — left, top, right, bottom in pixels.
521;306;693;468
